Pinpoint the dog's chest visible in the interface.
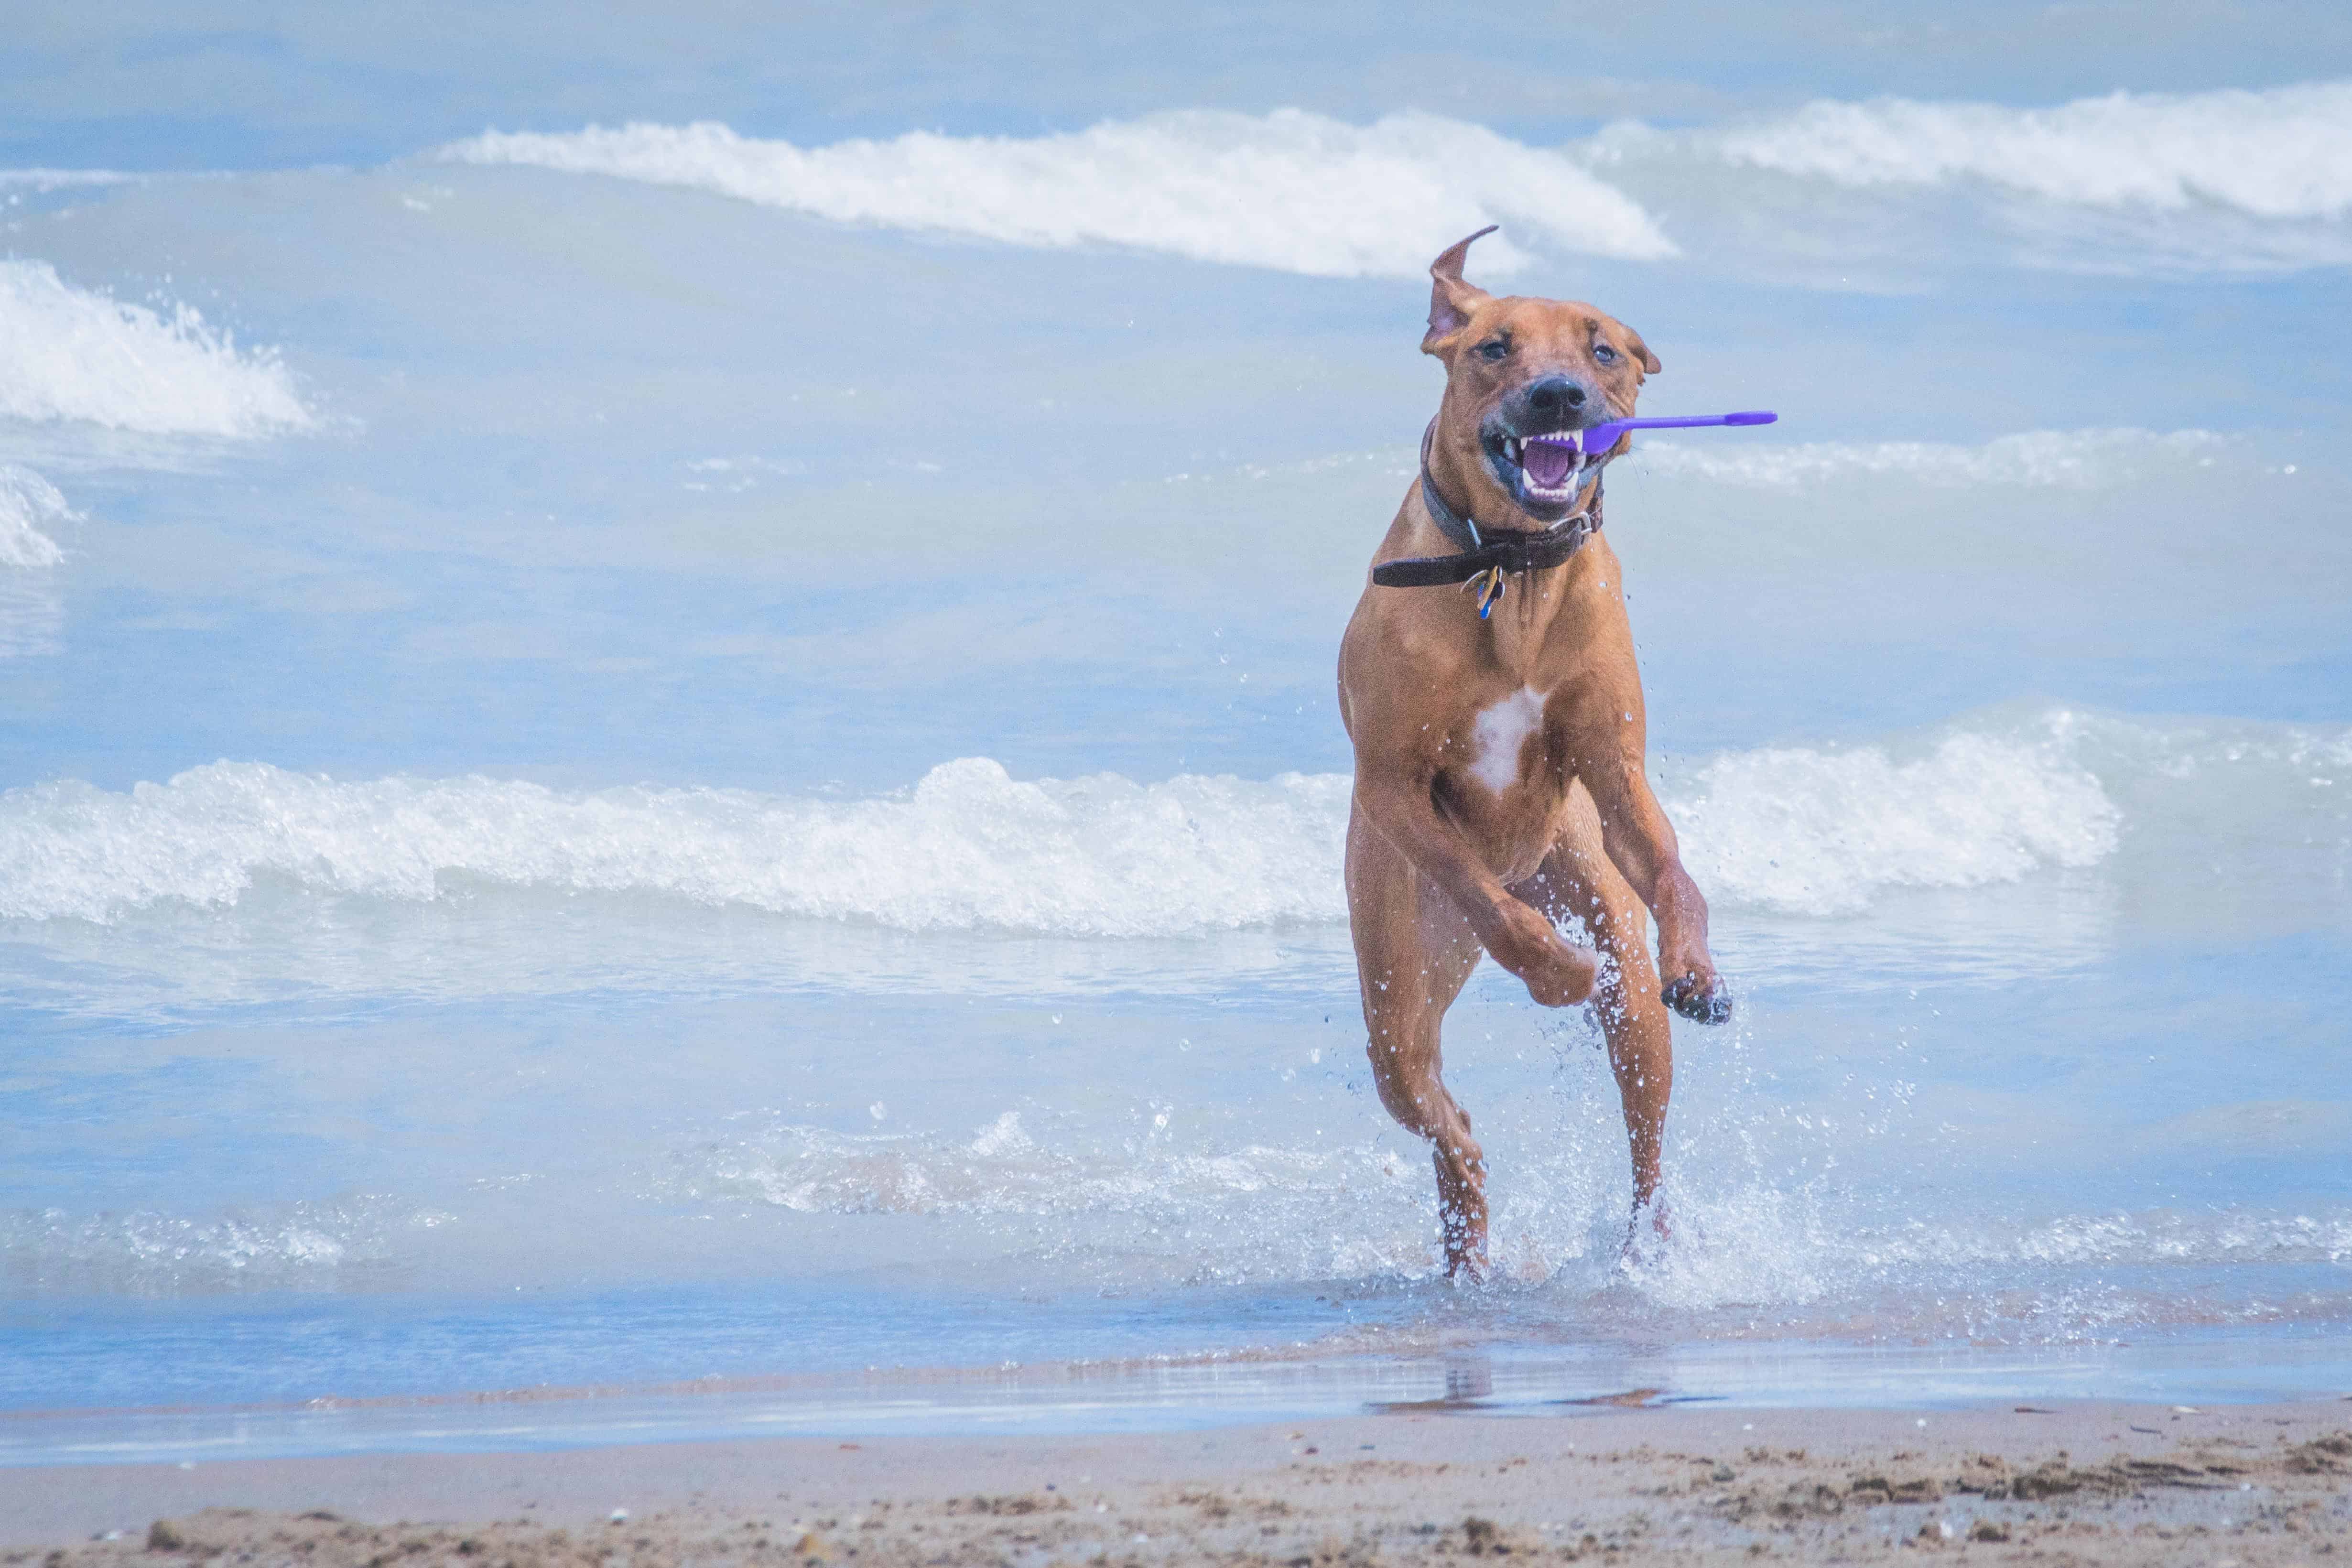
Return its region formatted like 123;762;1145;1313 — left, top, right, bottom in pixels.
1462;684;1551;796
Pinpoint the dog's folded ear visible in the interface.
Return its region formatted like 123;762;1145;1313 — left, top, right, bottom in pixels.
1422;226;1496;355
1625;327;1663;376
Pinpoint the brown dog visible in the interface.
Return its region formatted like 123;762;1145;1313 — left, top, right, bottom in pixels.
1336;227;1731;1278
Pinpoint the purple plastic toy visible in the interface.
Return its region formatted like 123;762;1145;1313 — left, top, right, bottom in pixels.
1555;410;1777;453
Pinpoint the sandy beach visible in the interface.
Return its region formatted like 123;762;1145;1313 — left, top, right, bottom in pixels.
6;1400;2345;1566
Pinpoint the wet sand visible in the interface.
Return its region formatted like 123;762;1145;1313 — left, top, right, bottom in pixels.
5;1400;2346;1565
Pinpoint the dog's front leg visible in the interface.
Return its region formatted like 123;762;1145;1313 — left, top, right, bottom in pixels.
1578;749;1733;1024
1354;772;1598;1008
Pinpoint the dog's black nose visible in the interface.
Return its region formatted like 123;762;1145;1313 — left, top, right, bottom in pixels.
1522;377;1588;423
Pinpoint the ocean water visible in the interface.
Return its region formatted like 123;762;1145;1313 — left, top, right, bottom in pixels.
2;11;2350;1461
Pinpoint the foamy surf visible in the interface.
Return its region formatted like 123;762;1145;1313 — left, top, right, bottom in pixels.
0;758;1352;932
443;110;1677;276
0;711;2164;930
0;258;313;437
1671;725;2120;916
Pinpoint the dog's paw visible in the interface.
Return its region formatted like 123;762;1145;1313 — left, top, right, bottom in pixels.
1522;938;1599;1008
1442;1247;1493;1285
1662;972;1734;1025
1493;903;1598;1007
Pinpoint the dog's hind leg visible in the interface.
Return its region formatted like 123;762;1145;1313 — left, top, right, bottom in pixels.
1514;784;1675;1234
1346;802;1490;1277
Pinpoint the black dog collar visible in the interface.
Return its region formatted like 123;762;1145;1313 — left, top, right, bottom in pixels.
1373;421;1604;602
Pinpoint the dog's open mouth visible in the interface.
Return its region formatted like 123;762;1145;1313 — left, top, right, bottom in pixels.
1497;430;1601;506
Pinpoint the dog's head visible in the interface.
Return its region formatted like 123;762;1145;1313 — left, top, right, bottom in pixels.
1420;226;1659;527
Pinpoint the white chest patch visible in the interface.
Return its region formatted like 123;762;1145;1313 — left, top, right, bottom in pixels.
1467;686;1546;795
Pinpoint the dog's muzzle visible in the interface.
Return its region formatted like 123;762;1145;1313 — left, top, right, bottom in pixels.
1480;377;1614;520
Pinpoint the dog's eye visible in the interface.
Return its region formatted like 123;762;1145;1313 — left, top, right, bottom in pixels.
1593;343;1619;364
1476;339;1508;362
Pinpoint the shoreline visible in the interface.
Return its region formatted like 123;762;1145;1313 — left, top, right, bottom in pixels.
6;1398;2347;1564
7;1326;2350;1476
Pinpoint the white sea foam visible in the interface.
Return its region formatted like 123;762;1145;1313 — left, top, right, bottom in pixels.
660;1106;2352;1326
0;259;312;436
444;111;1676;276
1671;721;2120;917
0;757;1352;932
1709;80;2352;219
0;1196;443;1296
1633;427;2223;489
0;464;71;566
0;711;2155;930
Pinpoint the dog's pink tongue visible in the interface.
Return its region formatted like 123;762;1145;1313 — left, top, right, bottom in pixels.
1523;440;1577;489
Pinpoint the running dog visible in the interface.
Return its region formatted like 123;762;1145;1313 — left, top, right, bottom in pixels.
1336;227;1732;1277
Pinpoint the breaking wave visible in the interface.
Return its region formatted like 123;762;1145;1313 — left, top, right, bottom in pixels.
1709;80;2352;219
444;110;1676;276
0;258;312;436
0;709;2180;930
1570;79;2352;274
0;758;1351;932
1671;724;2121;916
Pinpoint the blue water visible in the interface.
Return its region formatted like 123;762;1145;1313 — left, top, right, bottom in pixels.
3;6;2350;1460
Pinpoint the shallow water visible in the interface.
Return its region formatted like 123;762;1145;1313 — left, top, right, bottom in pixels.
8;1326;2351;1469
2;11;2350;1458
